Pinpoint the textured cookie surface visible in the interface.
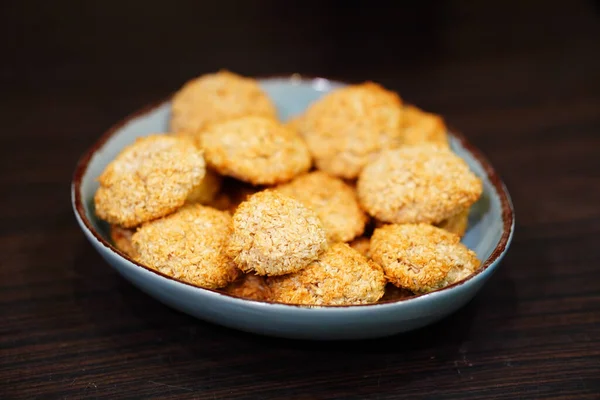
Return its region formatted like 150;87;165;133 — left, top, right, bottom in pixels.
357;145;482;224
186;168;223;205
110;225;137;258
170;70;277;134
132;204;239;289
400;105;449;147
268;243;386;305
436;208;470;238
223;274;272;301
276;171;367;242
349;236;371;258
200;116;311;185
300;82;404;179
228;190;328;276
370;223;480;293
94;135;206;227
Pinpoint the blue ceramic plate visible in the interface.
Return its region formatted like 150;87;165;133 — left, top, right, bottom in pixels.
72;75;514;340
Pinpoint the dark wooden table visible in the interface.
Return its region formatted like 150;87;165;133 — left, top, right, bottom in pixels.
2;1;599;398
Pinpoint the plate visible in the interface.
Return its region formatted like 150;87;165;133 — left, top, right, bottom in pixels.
71;75;514;340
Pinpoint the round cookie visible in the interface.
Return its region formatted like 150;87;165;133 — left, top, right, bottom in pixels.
436;208;470;238
400;105;449;148
301;82;404;179
109;225;137;258
200;116;312;185
349;236;371;258
170;70;277;134
223;274;272;301
402;106;449;147
186;168;223;205
285;115;304;136
370;223;480;293
132;204;239;289
275;171;367;242
268;243;386;306
228;190;328;276
357;144;482;224
94;135;206;228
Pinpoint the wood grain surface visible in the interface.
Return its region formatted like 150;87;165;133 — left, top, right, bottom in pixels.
1;1;599;398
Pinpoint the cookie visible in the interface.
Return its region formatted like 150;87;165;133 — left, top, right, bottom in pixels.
223;274;272;301
275;171;367;242
370;223;480;293
348;236;371;258
301;82;403;179
228;190;328;276
436;208;470;238
109;225;137;258
357;144;482;224
132;204;239;289
268;243;386;305
186;168;223;205
170;70;277;134
94;134;206;228
400;105;449;147
200;116;311;185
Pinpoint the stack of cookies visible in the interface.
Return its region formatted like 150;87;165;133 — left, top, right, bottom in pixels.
95;70;483;306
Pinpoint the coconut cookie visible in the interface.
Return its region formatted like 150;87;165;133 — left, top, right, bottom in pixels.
94;134;206;228
301;82;404;179
370;223;480;293
436;208;470;238
200;116;311;185
109;225;137;258
400;105;449;147
285;114;304;136
349;236;371;259
268;243;386;306
357;144;482;225
170;70;277;135
275;171;367;243
185;168;223;205
224;274;272;301
132;204;239;289
228;190;328;276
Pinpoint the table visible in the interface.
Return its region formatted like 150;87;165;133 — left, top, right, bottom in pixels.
1;1;599;398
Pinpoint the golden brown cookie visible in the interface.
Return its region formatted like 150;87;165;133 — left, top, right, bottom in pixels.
109;225;137;258
275;171;367;242
228;190;328;276
94;135;206;228
132;204;239;289
370;223;480;293
436;208;470;238
268;243;386;306
186;168;223;205
357;144;482;225
285;115;304;136
301;82;404;179
223;274;271;301
349;236;371;258
170;70;277;134
200;116;312;185
400;105;449;147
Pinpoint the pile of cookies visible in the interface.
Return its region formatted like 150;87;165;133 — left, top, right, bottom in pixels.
95;70;483;306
